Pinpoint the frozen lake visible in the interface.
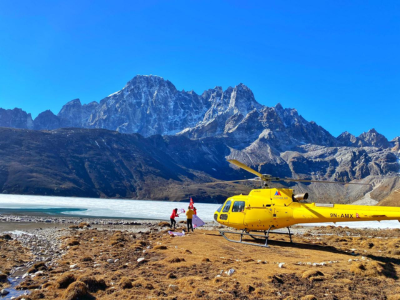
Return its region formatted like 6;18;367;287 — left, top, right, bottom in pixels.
1;194;400;228
0;194;221;222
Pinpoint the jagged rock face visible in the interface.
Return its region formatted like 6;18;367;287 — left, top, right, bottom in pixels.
227;137;399;183
392;136;400;151
293;145;399;182
0;108;33;129
87;77;263;137
181;103;338;150
2;75;395;152
57;99;98;128
337;131;361;147
358;128;391;148
87;76;208;136
202;84;262;122
33;110;60;130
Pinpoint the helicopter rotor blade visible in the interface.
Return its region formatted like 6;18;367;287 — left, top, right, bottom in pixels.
271;178;370;186
205;179;259;185
228;159;370;186
227;159;265;180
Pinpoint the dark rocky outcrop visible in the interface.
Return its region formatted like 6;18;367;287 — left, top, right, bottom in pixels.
34;110;60;130
58;99;98;128
0;108;33;129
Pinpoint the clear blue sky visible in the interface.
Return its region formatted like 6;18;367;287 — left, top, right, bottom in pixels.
0;0;399;139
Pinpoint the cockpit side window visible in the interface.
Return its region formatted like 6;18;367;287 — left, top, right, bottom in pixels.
232;201;245;212
222;200;232;213
216;204;223;212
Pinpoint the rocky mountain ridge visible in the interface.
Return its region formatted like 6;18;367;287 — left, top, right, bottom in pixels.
1;75;397;149
0;75;399;202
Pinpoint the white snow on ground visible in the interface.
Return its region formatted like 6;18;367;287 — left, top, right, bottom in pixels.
5;230;33;236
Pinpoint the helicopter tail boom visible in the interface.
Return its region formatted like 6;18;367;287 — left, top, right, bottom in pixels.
293;203;400;224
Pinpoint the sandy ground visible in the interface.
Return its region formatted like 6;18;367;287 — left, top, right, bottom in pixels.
2;219;400;299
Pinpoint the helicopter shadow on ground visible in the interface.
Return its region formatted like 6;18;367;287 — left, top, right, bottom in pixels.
261;236;399;279
364;254;399;279
246;236;353;255
205;232;399;279
252;237;399;280
205;232;350;255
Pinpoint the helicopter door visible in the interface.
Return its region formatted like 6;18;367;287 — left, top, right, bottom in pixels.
230;201;246;226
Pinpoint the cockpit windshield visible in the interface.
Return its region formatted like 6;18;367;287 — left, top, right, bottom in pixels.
222;200;232;213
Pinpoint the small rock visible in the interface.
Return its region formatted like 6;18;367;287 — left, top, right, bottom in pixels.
137;257;147;263
2;234;12;240
225;269;235;276
166;272;177;279
168;284;179;292
1;289;10;296
70;264;78;269
107;259;114;263
278;263;285;268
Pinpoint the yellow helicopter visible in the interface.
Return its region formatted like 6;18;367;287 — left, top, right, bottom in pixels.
213;159;400;247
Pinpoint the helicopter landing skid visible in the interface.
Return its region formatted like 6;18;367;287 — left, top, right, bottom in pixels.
219;227;293;248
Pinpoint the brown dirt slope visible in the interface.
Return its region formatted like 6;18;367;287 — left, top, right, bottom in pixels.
378;188;400;206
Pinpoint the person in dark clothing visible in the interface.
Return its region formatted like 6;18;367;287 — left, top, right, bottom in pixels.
170;208;179;229
186;206;194;232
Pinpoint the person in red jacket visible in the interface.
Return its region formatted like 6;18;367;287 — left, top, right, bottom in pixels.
193;207;197;215
170;208;179;229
